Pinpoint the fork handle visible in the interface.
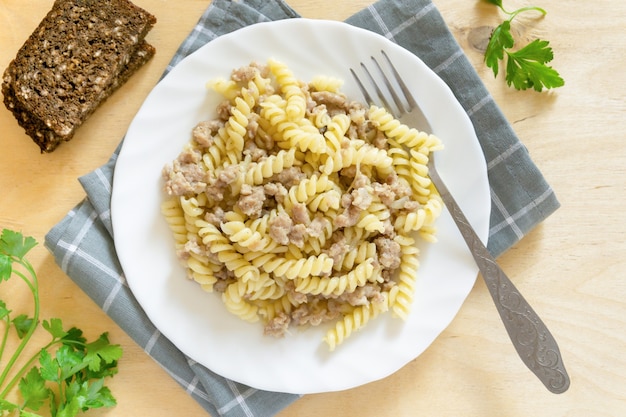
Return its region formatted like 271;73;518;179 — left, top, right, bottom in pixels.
428;164;570;394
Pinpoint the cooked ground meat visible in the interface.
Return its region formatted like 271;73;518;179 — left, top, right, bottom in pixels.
288;223;308;249
204;205;225;226
216;100;231;121
236;184;266;217
386;171;412;199
307;216;330;238
268;210;293;245
263;312;291;337
371;129;388;149
375;236;401;270
192;119;223;148
286;280;307;305
162;152;207;197
353;172;369;188
204;164;240;204
291;202;311;225
310;91;348;110
247;113;260;140
334;205;361;228
273;166;306;188
340;165;357;179
403;200;422;211
243;140;268;162
212;276;233;293
351;186;373;210
231;65;259;84
372;182;396;207
218;164;240;185
263;182;287;205
291;297;339;327
336;283;385;306
231;61;270;84
325;238;349;266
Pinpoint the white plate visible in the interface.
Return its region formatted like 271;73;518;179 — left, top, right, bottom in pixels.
112;18;490;394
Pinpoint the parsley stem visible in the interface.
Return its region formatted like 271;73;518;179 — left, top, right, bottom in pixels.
0;315;10;366
0;259;40;399
0;339;61;400
508;5;547;21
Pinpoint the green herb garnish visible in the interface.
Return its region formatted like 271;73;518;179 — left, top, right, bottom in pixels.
0;229;122;417
483;0;564;91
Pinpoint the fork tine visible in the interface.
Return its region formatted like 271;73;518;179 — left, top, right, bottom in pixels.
381;50;418;111
350;50;432;131
351;50;420;118
349;68;374;106
370;55;408;116
359;61;393;112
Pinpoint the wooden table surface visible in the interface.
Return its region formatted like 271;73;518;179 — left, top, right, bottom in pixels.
1;0;625;416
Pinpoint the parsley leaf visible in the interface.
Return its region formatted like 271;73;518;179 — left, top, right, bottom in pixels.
83;333;123;374
42;318;68;340
19;367;49;411
56;345;87;381
13;314;35;339
0;300;10;320
66;379;117;412
483;0;564;91
39;349;61;383
62;327;87;346
505;39;564;91
0;229;37;260
1;228;37;281
484;20;514;78
0;399;18;412
0;254;11;282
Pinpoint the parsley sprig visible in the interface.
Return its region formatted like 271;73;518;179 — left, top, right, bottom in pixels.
0;229;122;417
484;0;564;91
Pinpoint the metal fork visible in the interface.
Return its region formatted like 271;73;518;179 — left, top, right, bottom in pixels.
351;50;570;394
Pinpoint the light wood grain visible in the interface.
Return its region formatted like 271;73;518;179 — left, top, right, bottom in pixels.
1;0;625;416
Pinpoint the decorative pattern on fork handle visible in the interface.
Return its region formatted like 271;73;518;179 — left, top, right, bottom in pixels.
427;158;570;394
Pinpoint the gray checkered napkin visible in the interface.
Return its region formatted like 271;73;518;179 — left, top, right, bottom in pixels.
45;0;560;416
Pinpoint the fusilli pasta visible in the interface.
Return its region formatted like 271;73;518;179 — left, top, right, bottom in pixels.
161;59;444;351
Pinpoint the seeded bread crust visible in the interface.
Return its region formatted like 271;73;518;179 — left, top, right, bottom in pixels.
2;0;156;152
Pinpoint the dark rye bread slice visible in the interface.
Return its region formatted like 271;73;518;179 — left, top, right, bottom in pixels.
1;0;156;152
3;41;155;152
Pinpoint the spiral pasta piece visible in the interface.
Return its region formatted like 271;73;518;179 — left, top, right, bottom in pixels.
222;282;260;323
253;252;333;280
390;235;420;320
198;222;260;283
202;126;230;171
243;148;297;185
324;293;389;351
294;259;377;296
331;241;377;272
280;119;326;153
187;252;219;291
369;105;434;150
220;220;264;249
224;96;251;159
160;198;187;248
206;77;239;100
269;58;306;120
309;75;343;93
